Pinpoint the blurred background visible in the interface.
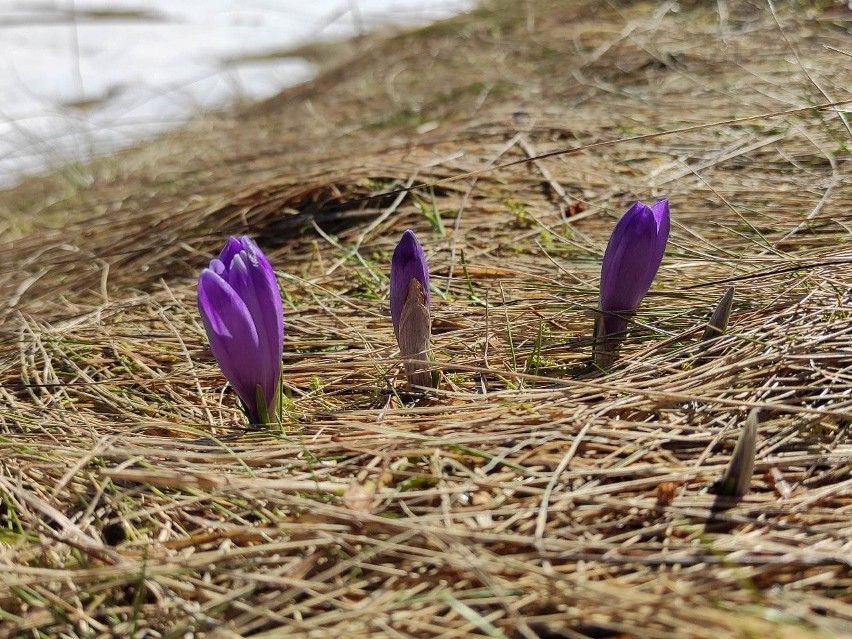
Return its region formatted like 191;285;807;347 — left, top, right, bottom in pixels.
0;0;474;187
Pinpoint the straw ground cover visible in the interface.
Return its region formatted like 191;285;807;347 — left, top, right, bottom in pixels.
1;0;850;636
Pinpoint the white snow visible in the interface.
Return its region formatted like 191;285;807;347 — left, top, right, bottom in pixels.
0;0;474;187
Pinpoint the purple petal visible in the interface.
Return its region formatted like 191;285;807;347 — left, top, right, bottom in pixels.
600;201;649;308
390;229;430;338
600;311;631;342
650;199;670;264
242;239;284;357
217;236;246;271
224;244;284;414
651;199;670;232
600;200;669;314
198;268;265;421
209;258;227;277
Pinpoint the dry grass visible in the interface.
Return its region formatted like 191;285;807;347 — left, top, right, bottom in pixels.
1;0;851;637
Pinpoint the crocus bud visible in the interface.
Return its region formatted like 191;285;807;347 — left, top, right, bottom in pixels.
390;230;435;388
198;236;284;424
696;286;735;367
712;408;759;499
594;199;670;367
702;285;735;342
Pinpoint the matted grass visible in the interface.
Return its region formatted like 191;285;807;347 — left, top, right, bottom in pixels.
0;1;850;637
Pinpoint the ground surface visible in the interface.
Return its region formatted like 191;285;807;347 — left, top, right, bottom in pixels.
0;1;850;637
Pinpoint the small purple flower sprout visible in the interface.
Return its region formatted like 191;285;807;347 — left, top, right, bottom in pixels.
595;200;670;366
390;230;435;388
198;236;284;423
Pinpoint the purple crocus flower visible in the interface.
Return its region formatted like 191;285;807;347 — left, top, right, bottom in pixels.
390;229;434;388
197;236;284;423
595;200;670;366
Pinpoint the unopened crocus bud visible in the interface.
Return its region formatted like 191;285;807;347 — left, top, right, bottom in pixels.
696;286;735;366
198;236;284;424
712;408;759;499
390;229;435;388
702;285;735;341
594;199;670;367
